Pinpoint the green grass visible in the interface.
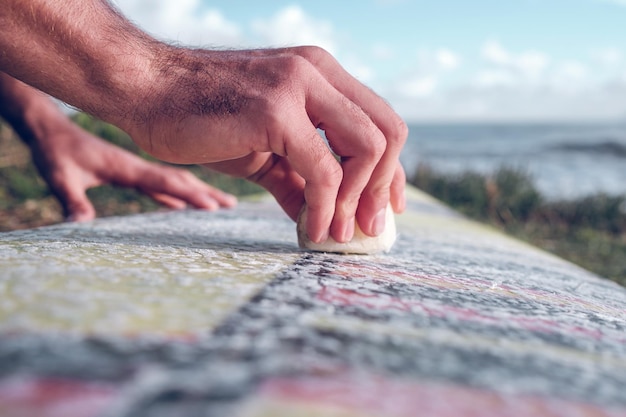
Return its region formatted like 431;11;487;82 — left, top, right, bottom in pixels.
410;165;626;287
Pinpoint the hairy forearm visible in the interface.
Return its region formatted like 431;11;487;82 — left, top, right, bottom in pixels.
0;0;254;159
0;0;159;125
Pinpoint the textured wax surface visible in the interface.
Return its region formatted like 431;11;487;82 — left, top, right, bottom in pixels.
0;189;625;417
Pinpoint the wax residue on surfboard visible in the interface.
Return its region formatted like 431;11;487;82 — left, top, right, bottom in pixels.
297;204;396;254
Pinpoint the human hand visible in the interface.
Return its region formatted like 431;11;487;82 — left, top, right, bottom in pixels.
0;1;405;242
125;46;407;243
0;72;237;222
30;120;237;222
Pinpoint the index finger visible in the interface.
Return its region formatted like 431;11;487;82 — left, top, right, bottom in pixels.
295;47;408;231
281;110;343;244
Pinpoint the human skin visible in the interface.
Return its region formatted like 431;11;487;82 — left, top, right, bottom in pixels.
0;0;407;243
0;73;237;221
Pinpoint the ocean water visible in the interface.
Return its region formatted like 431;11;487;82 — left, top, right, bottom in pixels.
401;123;626;200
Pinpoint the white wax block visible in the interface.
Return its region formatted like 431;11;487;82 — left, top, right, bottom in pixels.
297;204;396;254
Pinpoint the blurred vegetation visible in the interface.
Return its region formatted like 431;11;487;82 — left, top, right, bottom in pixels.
411;165;626;287
0;113;264;231
2;113;625;287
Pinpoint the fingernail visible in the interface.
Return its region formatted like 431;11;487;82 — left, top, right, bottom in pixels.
313;227;329;244
340;217;355;243
372;208;386;236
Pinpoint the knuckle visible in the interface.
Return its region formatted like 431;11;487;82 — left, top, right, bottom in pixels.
157;174;175;190
387;115;409;148
360;125;386;160
176;169;197;183
367;184;391;204
283;54;313;79
318;158;343;188
340;192;361;211
293;45;329;64
158;168;193;189
370;133;387;158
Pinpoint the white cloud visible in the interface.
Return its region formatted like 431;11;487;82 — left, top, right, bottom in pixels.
417;48;462;72
388;47;460;101
404;76;437;97
482;40;510;65
383;39;626;122
475;69;517;88
552;61;588;87
111;2;626;122
251;6;337;54
113;0;242;47
593;47;623;66
116;2;338;54
516;51;549;78
389;81;626;122
435;49;460;71
481;40;549;80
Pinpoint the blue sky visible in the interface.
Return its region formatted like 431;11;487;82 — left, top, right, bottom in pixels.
115;0;626;122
